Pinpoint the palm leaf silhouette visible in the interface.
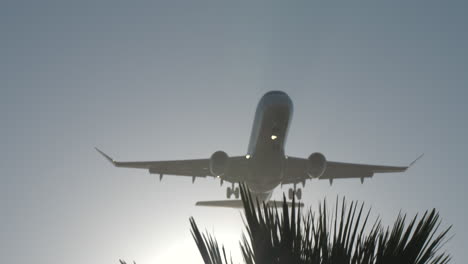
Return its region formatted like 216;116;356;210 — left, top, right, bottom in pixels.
190;184;451;264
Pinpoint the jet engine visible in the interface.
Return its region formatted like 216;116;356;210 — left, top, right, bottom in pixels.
307;152;327;178
210;151;229;177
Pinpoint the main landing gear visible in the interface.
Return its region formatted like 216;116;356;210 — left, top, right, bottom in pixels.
288;184;302;200
227;184;240;199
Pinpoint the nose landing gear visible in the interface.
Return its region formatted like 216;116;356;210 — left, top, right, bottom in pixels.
227;184;240;199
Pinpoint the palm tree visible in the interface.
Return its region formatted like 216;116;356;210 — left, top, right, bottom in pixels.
190;184;451;264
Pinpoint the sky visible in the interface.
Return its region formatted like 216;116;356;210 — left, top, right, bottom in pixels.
1;1;468;263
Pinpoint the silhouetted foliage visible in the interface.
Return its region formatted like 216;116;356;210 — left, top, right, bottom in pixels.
118;260;135;264
190;184;451;264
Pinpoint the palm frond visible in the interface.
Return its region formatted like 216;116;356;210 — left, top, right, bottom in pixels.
190;183;451;264
190;217;233;264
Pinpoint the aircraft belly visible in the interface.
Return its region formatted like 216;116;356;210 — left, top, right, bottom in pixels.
244;90;293;198
246;153;284;193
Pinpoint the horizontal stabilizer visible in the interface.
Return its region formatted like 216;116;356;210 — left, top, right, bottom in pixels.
196;200;303;208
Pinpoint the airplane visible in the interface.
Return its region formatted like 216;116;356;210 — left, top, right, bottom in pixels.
96;90;422;208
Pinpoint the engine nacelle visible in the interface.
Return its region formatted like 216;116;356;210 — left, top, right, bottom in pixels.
209;151;229;177
307;152;327;178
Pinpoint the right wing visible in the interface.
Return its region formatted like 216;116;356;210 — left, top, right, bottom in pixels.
95;148;248;183
283;154;423;185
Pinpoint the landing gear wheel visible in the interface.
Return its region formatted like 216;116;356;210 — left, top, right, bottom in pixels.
234;187;240;199
296;188;302;200
288;188;294;200
226;187;232;199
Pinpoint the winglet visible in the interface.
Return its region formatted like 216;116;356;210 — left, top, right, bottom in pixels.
95;147;116;166
409;153;424;168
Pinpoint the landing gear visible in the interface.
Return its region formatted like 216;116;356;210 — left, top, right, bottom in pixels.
226;184;240;199
234;186;240;198
296;188;302;200
288;185;302;200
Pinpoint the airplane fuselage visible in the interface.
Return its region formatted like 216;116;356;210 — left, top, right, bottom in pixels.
245;91;293;199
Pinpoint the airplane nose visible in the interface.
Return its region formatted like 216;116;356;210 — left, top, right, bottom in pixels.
263;90;288;97
262;91;293;109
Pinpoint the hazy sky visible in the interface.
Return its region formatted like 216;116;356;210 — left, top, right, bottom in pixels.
2;1;467;263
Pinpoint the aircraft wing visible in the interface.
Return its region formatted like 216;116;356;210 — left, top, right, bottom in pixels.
95;148;247;183
282;154;423;184
196;200;303;208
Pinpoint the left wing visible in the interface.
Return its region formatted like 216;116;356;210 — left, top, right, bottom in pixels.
95;148;247;183
283;154;423;185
